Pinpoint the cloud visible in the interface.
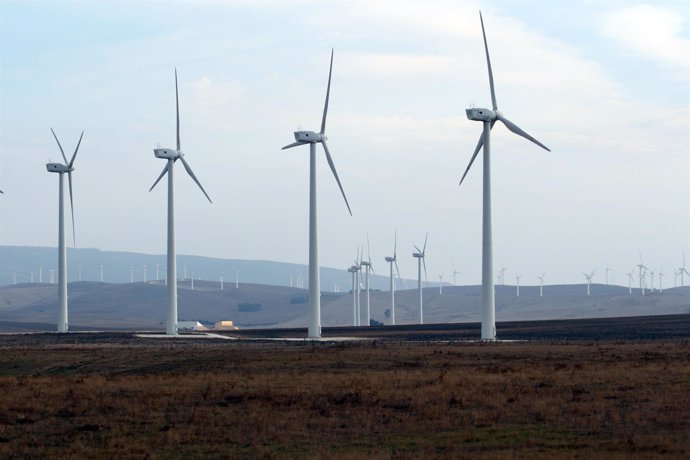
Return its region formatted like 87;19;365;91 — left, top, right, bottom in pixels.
603;4;690;79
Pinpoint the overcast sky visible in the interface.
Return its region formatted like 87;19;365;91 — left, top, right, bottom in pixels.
1;0;688;287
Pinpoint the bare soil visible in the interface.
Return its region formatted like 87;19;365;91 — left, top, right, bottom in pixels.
0;333;689;458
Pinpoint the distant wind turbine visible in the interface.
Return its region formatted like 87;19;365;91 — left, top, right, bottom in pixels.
281;49;352;338
515;274;521;297
583;269;595;295
438;274;444;295
412;233;428;325
637;253;649;295
46;128;83;332
678;253;689;287
458;11;550;340
359;235;374;327
537;272;545;297
626;268;635;294
658;268;664;294
149;69;213;335
347;264;358;326
384;231;401;326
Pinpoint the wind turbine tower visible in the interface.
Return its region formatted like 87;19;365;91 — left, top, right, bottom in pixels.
46;128;83;332
360;236;374;327
281;49;352;338
515;274;521;297
658;269;664;294
626;268;634;294
384;232;401;326
637;254;649;295
583;269;595;295
149;69;213;335
537;272;545;297
679;253;689;287
412;233;428;325
348;264;358;326
458;12;550;340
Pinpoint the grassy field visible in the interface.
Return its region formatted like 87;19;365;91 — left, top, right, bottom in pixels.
0;336;689;458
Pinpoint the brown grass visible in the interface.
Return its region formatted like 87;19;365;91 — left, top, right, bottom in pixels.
0;339;689;458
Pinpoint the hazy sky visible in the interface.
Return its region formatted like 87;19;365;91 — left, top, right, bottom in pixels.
1;0;689;286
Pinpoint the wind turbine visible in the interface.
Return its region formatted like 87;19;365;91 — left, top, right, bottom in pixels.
625;268;635;294
347;264;358;326
459;12;550;340
515;273;521;297
359;235;374;327
658;268;664;294
46;128;83;332
450;258;462;286
281;49;352;338
149;69;212;335
583;269;595;295
605;262;611;285
412;233;428;325
678;253;689;287
649;269;655;293
498;266;507;286
537;272;545;297
384;231;401;326
438;274;444;295
637;253;649;295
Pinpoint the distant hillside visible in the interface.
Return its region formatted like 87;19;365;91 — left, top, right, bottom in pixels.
0;245;405;291
1;279;688;332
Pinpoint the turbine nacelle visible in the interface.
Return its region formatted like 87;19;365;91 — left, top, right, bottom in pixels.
412;252;424;258
46;163;73;173
465;107;497;122
154;148;180;160
293;130;326;143
384;256;396;263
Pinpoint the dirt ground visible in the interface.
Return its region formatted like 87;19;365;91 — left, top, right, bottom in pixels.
0;334;689;458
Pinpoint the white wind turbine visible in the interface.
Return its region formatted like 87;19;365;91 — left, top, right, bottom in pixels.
412;233;429;325
637;253;649;295
649;269;655;293
583;269;595;295
678;253;689;287
359;235;374;327
625;268;635;294
537;272;545;297
438;274;444;295
658;268;664;294
149;69;212;335
282;49;352;338
514;274;521;296
47;128;83;332
347;263;358;326
459;11;550;340
450;258;462;286
384;231;401;326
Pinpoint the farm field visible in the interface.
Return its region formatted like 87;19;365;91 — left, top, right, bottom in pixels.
1;333;689;458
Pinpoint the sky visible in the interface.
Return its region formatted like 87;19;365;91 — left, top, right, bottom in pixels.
0;0;689;287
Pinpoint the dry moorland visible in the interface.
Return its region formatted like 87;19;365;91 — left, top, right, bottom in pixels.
0;337;689;458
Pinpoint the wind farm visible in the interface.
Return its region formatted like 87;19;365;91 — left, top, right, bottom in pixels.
0;2;689;458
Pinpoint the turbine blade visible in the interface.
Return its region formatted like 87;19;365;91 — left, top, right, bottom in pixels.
320;48;334;135
423;232;428;254
413;245;422;254
394;260;401;279
423;257;428;288
68;171;75;246
282;141;306;150
149;162;170;192
179;155;212;203
367;233;372;264
479;11;497;111
393;229;397;259
459;120;496;186
50;128;68;164
68;131;84;168
175;68;181;151
321;140;352;216
497;114;550;151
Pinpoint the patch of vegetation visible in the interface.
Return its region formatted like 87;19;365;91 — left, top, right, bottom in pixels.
289;295;308;304
237;302;261;312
